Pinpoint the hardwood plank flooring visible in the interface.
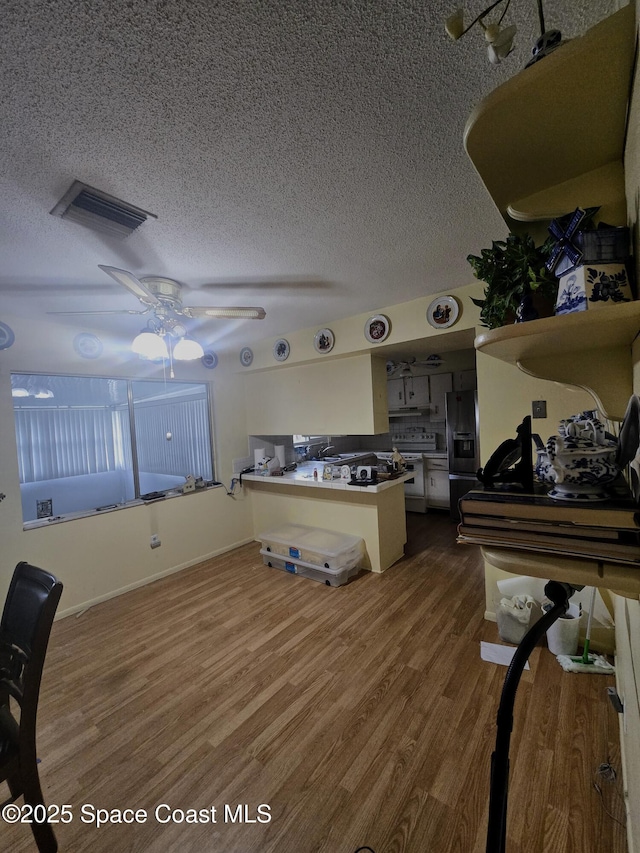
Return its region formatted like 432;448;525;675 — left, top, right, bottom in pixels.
1;512;627;852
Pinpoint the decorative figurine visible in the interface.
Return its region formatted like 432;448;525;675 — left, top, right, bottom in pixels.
391;447;406;471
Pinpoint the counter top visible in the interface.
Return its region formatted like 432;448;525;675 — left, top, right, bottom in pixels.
243;470;414;494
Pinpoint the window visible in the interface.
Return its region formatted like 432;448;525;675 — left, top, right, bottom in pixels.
292;434;328;446
11;374;214;523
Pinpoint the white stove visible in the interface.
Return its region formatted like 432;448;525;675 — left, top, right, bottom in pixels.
373;447;427;513
390;427;437;453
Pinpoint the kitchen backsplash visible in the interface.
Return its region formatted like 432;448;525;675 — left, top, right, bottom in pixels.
243;417;447;471
351;416;447;453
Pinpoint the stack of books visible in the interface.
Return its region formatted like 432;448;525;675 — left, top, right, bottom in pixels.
457;479;640;564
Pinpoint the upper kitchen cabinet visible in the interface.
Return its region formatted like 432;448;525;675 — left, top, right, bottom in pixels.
464;5;635;234
453;369;477;392
428;372;453;420
387;375;430;411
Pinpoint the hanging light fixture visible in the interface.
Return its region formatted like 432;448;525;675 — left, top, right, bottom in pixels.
173;335;204;361
130;316;205;363
444;0;561;67
131;326;170;360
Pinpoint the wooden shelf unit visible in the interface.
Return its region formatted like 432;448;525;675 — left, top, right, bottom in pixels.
475;301;640;421
464;5;636;231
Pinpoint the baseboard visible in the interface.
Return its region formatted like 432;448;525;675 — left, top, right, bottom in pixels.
56;536;255;620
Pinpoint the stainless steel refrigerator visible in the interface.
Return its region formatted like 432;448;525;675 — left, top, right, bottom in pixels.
446;390;480;521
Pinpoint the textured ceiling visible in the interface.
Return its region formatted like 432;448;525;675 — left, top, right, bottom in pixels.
0;0;619;353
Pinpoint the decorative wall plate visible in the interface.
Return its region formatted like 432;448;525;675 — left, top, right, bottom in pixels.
427;296;460;329
201;351;218;369
314;328;334;354
73;332;103;359
239;346;254;366
364;314;390;343
273;338;290;362
0;321;15;350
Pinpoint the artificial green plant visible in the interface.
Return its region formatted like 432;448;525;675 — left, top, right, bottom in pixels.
467;232;558;329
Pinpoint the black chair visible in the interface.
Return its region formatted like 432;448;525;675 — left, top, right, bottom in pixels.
0;562;63;852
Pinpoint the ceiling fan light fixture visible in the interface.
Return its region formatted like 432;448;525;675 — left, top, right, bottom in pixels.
131;330;169;360
173;336;204;361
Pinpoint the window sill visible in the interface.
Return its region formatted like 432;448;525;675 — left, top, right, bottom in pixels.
22;483;224;530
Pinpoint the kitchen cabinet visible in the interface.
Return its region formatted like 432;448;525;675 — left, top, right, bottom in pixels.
453;369;477;392
428;372;453;419
425;457;449;509
387;375;430;410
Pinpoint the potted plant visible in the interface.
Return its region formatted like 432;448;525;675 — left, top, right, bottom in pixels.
468;232;558;329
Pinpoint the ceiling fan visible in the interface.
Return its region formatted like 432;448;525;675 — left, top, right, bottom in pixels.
386;355;443;376
47;265;266;337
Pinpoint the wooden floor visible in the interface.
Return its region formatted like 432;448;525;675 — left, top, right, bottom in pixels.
2;513;626;852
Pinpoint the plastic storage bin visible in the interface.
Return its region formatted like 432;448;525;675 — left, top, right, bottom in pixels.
258;523;364;570
260;549;361;587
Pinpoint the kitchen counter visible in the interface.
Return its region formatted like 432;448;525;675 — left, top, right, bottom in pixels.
242;470;414;492
243;468;412;573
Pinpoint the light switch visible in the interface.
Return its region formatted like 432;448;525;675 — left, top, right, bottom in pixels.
532;400;547;419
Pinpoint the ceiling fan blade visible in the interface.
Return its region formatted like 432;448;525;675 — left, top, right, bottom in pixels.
182;306;266;320
46;308;150;316
198;276;329;292
98;265;161;306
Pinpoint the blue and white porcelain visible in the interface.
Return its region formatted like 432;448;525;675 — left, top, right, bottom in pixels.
534;448;554;484
558;412;606;445
545;432;619;501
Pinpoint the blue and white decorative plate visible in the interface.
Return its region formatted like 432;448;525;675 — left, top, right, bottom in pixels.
0;321;15;350
73;332;103;359
273;338;290;362
239;346;253;367
201;351;218;369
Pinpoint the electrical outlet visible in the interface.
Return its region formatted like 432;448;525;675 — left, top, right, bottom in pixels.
532;400;547;419
150;534;161;549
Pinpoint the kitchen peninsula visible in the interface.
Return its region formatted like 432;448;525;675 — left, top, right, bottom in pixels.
243;468;413;572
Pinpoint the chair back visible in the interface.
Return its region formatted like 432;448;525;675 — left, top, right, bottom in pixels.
0;563;62;852
0;562;63;713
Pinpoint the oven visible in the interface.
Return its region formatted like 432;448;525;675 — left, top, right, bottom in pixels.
374;450;427;513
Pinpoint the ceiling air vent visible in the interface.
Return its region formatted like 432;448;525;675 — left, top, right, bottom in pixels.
50;181;157;238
